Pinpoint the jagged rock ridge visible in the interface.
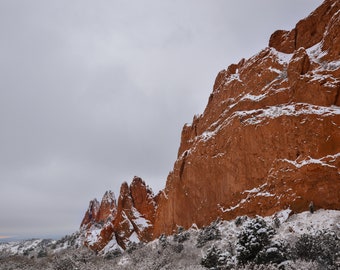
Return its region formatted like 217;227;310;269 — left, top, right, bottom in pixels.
80;0;340;252
81;177;157;252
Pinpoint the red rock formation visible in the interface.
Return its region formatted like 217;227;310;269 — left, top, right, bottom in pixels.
81;177;157;251
80;0;340;251
112;177;156;248
153;0;340;237
96;190;117;224
80;199;100;229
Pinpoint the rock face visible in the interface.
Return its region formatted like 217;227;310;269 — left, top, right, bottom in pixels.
81;177;157;251
80;0;340;251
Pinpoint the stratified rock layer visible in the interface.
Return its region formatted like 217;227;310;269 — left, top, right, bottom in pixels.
80;0;340;251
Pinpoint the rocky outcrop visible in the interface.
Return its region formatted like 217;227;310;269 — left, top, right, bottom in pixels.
153;0;340;237
269;0;340;55
112;178;156;249
80;199;100;229
81;177;157;251
80;0;340;251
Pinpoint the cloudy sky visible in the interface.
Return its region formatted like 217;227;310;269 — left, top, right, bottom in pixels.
0;0;322;239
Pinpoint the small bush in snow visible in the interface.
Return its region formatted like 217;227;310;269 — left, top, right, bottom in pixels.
235;216;248;227
293;230;340;269
255;239;288;265
53;256;77;270
173;226;190;243
103;248;122;260
236;217;275;265
37;249;48;258
196;220;222;248
73;247;96;263
172;243;184;253
201;244;235;270
126;241;145;254
278;259;321;270
159;234;168;249
273;216;281;229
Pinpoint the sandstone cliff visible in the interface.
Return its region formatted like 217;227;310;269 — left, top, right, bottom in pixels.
80;0;340;251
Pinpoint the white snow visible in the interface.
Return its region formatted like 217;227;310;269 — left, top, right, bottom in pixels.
200;130;217;141
306;41;327;62
219;199;247;213
235;103;340;126
131;207;151;230
118;256;131;266
268;66;282;74
280;153;340;169
101;238;122;254
120;211;134;231
274;209;292;224
240;93;267;102
271;48;293;64
219;182;279;213
128;232;140;244
86;229;101;246
273;209;340;241
224;73;242;84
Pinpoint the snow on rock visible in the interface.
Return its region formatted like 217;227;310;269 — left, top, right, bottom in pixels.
234;103;340;126
129;232;140;244
100;238;122;255
131;207;151;230
86;228;101;246
280;154;340;169
240;93;267;102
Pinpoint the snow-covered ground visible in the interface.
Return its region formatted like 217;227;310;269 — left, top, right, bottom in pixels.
1;209;339;269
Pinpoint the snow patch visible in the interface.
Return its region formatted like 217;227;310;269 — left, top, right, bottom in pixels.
118;256;131;266
280;154;339;169
268;66;282;74
235;103;340;126
225;73;242;84
86;229;101;246
128;232;140;244
132;207;151;230
240;93;267;102
271;48;293;64
101;238;122;254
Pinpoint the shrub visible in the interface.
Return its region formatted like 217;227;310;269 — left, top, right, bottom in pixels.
173;226;190;243
159;234;168;249
293;230;340;269
196;220;222;248
172;243;184;253
53;256;77;270
37;249;47;258
273;216;281;229
255;240;288;265
126;242;138;254
235;216;248;227
201;245;222;269
103;248;122;260
236;217;275;264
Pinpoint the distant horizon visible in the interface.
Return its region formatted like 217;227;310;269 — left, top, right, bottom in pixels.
0;234;66;243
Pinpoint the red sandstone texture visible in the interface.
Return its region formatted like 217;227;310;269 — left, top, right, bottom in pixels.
80;0;340;251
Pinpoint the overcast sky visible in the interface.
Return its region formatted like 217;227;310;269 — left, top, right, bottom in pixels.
0;0;322;239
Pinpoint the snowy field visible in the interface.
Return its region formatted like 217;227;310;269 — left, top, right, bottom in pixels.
0;209;339;269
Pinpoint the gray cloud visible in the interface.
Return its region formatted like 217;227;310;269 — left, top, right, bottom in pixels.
0;0;322;238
